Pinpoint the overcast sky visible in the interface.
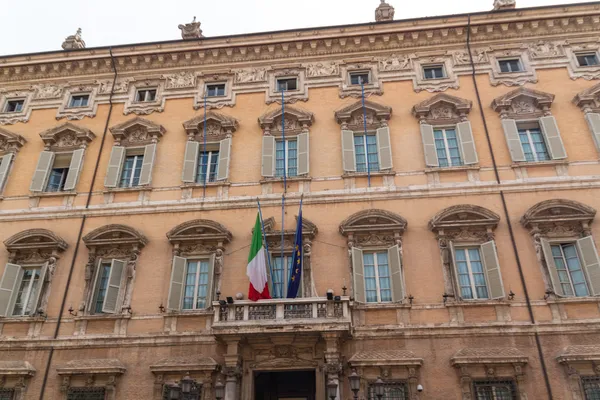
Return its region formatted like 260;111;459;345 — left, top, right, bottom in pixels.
0;0;596;56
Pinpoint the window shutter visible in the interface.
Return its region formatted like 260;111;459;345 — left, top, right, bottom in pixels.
341;130;357;172
205;254;216;307
387;245;404;302
577;236;600;296
376;127;393;170
102;259;126;314
501;119;526;162
0;153;14;193
181;141;199;183
481;241;505;299
457;121;479;165
28;262;48;315
297;132;310;176
217;137;232;181
0;263;22;317
420;124;439;167
448;241;463;300
351;248;365;303
167;256;187;312
104;146;125;188
30;151;55;192
540;238;564;296
539;116;567;160
139;143;156;185
63;148;85;191
585;113;600;152
261;136;276;177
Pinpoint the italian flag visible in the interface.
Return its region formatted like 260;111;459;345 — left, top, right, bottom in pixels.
247;213;271;301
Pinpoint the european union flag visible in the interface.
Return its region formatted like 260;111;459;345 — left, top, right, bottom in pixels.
286;209;303;298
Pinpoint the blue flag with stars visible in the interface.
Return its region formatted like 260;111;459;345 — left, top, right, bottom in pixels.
286;208;303;298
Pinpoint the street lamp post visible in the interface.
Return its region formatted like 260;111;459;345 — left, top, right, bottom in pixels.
348;369;361;400
327;379;338;400
374;377;385;400
215;378;225;400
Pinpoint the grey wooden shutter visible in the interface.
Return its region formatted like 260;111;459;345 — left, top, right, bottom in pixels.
102;259;126;314
457;121;479;165
0;263;22;317
261;136;276;177
585;113;600;152
481;241;505;299
341;130;357;172
501;119;526;162
0;153;14;193
104;146;125;188
217;137;232;181
577;236;600;296
182;141;199;183
420;124;439;167
540;116;567;160
29;263;48;315
376;127;393;170
206;254;216;307
167;256;187;312
297;132;310;176
63;148;85;191
449;242;463;299
388;245;404;302
351;248;365;303
139;143;156;185
540;238;564;296
30;151;55;192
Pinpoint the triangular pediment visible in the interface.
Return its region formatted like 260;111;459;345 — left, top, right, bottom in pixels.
259;106;314;131
183;111;238;134
335;100;392;125
429;205;500;231
39;122;95;149
413;93;472;122
492;87;555;116
110;117;165;135
110;117;165;145
573;82;600;109
521;199;596;228
0;126;26;153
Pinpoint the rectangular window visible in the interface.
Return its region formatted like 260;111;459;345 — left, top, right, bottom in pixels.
275;139;298;177
434;128;463;167
206;83;226;97
135;89;157;103
473;380;517;400
582;376;600;400
119;153;144;188
66;387;107;400
455;247;489;300
518;124;550;162
276;78;298;92
423;65;445;80
354;134;379;173
182;260;210;310
367;381;409;400
69;94;90;108
93;262;112;314
12;267;42;316
350;72;370;85
4;99;24;113
498;58;523;73
551;243;589;297
363;251;392;303
196;150;219;184
577;53;600;67
0;389;15;400
271;255;296;299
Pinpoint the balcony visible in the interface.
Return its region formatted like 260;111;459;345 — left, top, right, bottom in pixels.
211;297;351;334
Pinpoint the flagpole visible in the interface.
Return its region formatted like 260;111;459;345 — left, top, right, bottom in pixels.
289;195;303;288
280;194;285;299
202;94;207;199
280;89;286;299
256;198;275;298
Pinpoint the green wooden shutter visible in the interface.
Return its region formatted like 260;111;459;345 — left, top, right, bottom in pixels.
351;248;365;303
167;256;187;312
0;263;22;317
420;124;439;167
457;121;479;165
577;236;600;296
104;146;125;188
139;143;156;185
585;113;600;152
540;116;567;160
182;141;199;183
29;263;48;315
388;245;404;302
205;254;216;307
216;137;232;181
341;130;357;172
376;127;393;170
261;136;276;177
30;151;55;192
297;132;310;176
0;153;14;193
540;238;564;296
102;259;126;314
481;241;505;299
63;149;85;191
501;119;526;162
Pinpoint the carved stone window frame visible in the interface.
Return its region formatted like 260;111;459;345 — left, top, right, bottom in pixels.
0;127;26;196
412;55;459;93
488;48;537;87
557;345;600;400
149;356;219;400
0;90;33;125
566;42;600;81
56;84;99;121
183;112;238;144
492;88;555;120
413;93;473;126
267;67;308;104
40;122;96;152
57;359;126;400
0;361;36;400
110;117;166;148
339;61;382;98
195;71;235;109
124;78;166;115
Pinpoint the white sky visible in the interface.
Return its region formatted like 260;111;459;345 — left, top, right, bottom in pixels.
0;0;596;56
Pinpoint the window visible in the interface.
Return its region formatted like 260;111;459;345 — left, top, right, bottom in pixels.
119;153;144;188
69;94;90;108
0;389;14;400
66;387;106;400
551;243;590;297
577;53;600;67
434;128;463;167
582;376;600;400
276;78;298;92
206;83;226;97
473;380;517;400
423;65;445;80
11;267;43;317
3;99;24;113
271;255;301;299
354;134;379;173
182;259;210;310
45;153;73;192
518;123;550;162
92;262;111;314
455;247;489;300
350;72;370;85
135;89;157;103
196;150;219;184
367;381;409;400
363;251;392;303
275;139;297;177
498;59;523;73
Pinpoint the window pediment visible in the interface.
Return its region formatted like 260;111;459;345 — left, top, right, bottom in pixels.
258;216;318;251
56;359;126;376
429;205;500;232
340;209;406;248
258;106;314;135
167;219;232;256
521;199;596;237
183;111;238;142
349;350;423;367
557;345;600;364
335;100;391;130
573;82;600;112
109;117;165;146
491;87;555;118
0;361;35;377
412;93;472;125
451;348;528;366
4;229;68;263
39;122;95;151
0;127;26;154
83;224;148;257
149;356;218;374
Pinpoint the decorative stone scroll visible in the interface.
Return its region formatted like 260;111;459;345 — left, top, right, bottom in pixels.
412;93;473;125
39;122;96;151
110;117;166;147
57;359;125;400
183;111;238;142
0;361;35;400
0;127;26;155
150;356;218;400
492;87;555;119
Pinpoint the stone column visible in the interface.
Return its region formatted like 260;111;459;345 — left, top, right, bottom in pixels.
222;336;242;400
223;367;241;400
322;332;343;400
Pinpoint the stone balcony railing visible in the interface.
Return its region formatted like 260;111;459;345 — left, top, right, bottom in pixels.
211;297;351;334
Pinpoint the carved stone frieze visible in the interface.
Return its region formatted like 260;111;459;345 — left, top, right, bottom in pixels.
97;79;131;95
39;122;95;150
0;127;26;154
110;117;165;146
492;87;555;119
163;71;196;89
4;229;68;263
167;219;232;256
573;82;600;112
305;62;339;77
412;93;472;125
453;48;489;65
259;215;318;251
378;54;413;71
335;99;391;131
234;68;267;84
32;84;63;100
183;111;238;142
528;41;565;59
259;106;313;136
521;199;596;238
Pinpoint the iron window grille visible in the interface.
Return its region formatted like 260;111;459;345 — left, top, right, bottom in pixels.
66;387;107;400
582;376;600;400
0;389;14;400
472;380;517;400
162;384;201;400
367;381;410;400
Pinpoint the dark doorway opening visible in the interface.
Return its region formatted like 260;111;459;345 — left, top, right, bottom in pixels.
254;370;316;400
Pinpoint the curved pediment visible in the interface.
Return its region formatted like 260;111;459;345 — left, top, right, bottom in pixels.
83;224;148;248
492;87;555;117
39;122;95;150
110;117;166;145
521;199;596;229
4;229;68;253
0;127;26;154
260;216;318;236
258;106;314;133
335;100;392;129
339;209;407;236
412;93;472;124
167;219;232;244
429;205;500;232
183;111;239;138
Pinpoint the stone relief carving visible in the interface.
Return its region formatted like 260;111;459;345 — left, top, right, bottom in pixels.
32;84;63;99
98;79;131;94
164;71;196;89
39;123;96;150
235;68;267;83
528;41;565;59
306;62;339;77
0;127;26;154
492;87;555;119
183;111;238;142
453;49;489;65
378;54;412;71
335;99;391;131
110;117;166;146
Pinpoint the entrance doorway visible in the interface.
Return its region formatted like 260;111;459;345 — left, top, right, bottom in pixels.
254;370;316;400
